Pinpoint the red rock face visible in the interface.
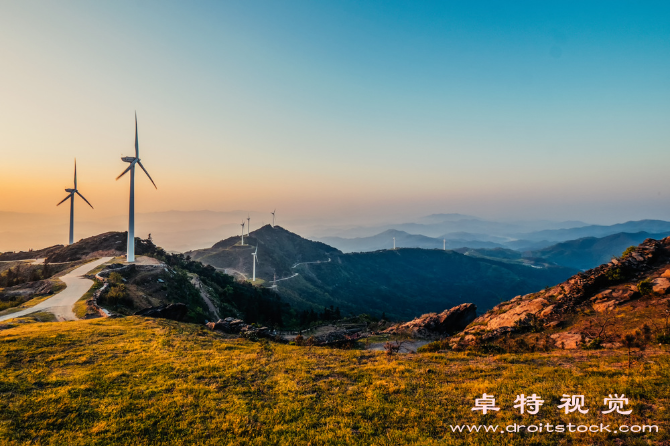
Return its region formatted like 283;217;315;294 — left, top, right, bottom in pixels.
453;236;670;346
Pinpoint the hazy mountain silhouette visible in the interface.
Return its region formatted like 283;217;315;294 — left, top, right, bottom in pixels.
517;220;670;242
528;231;670;270
319;230;506;253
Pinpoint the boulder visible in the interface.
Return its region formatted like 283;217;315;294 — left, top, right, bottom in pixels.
485;298;548;330
550;332;583;349
206;317;248;334
384;303;477;337
134;303;188;321
652;278;670;294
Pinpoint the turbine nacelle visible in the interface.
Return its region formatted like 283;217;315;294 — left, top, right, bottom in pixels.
65;188;75;193
121;156;137;163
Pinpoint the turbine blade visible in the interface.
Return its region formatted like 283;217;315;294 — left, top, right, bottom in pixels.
116;164;132;180
137;161;157;189
76;191;94;209
135;112;139;158
57;193;72;206
74;159;77;189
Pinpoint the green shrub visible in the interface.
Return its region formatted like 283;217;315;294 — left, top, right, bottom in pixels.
582;337;603;350
621;246;636;257
108;272;124;284
638;278;653;296
606;267;625;282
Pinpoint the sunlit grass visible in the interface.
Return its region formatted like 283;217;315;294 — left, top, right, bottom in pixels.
0;317;668;445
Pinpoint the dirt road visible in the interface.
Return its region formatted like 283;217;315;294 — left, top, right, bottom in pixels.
0;257;113;322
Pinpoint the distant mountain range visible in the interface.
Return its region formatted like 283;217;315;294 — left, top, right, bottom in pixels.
515;219;670;242
319;229;505;253
454;231;670;271
529;231;670;270
317;220;670;255
189;225;578;319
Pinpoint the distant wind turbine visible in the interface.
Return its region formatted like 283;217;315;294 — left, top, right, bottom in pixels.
251;245;258;281
443;239;446;250
271;209;276;227
247;214;251;236
57;159;93;245
240;221;245;245
393;237;396;250
116;113;157;262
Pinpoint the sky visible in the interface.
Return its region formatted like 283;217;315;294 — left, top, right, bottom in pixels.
1;0;669;235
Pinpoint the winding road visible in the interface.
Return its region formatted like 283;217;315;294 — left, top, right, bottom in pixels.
0;257;113;322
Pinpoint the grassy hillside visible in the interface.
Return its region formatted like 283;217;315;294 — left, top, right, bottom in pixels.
0;317;668;445
280;248;577;320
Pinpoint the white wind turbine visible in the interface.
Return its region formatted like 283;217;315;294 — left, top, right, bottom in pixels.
271;209;276;227
240;221;245;245
57;159;94;245
443;239;446;250
393;237;396;250
251;245;258;281
116;113;157;262
247;213;251;236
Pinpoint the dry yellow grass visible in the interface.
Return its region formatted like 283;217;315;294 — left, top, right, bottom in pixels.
0;317;668;445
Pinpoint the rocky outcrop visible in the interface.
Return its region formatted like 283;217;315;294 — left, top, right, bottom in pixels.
308;328;366;346
455;237;670;344
134;303;188;321
206;317;249;334
0;280;55;299
384;303;477;337
206;317;276;340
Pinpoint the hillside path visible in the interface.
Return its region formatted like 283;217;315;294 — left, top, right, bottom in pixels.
189;275;221;320
0;257;113;322
291;258;331;269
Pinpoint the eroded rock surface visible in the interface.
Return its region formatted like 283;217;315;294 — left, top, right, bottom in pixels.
384;303;477;337
453;237;670;345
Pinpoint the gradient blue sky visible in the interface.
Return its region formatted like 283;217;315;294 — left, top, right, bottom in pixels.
1;1;669;224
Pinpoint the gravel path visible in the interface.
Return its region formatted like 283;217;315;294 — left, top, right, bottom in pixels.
0;257;113;322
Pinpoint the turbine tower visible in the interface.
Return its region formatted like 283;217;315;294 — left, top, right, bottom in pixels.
116;113;157;262
251;246;258;281
240;221;245;245
443;239;446;250
393;237;396;250
247;214;251;236
57;159;94;245
271;209;276;227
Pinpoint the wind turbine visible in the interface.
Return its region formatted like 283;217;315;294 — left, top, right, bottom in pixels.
443;239;446;250
240;221;245;245
271;209;276;227
393;237;396;250
57;159;93;245
251;246;258;281
116;113;157;262
247;213;251;236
